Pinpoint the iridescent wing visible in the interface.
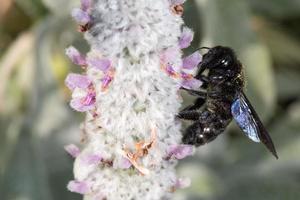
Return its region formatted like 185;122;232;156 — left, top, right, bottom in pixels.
231;91;278;159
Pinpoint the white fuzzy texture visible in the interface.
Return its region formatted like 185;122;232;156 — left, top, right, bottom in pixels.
85;0;182;59
72;0;187;199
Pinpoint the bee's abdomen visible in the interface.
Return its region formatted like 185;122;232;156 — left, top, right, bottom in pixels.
182;64;243;146
182;107;232;146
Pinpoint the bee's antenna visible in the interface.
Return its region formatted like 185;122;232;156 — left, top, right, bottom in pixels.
195;47;211;51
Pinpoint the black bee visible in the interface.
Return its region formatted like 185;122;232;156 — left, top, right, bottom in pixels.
178;46;278;159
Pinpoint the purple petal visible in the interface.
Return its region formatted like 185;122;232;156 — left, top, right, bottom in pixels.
182;52;202;70
82;90;96;105
180;72;193;79
81;153;102;165
65;73;91;90
174;177;191;189
160;47;178;64
168;144;193;159
70;97;95;112
170;0;186;5
65;46;87;66
117;158;132;169
179;27;194;49
70;88;96;112
64;144;80;158
67;180;90;194
81;0;92;11
181;78;203;90
165;64;178;77
71;8;91;25
87;58;111;72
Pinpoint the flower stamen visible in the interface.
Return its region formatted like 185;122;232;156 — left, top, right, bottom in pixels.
78;23;91;33
120;125;157;175
171;4;184;16
161;64;180;78
101;69;115;91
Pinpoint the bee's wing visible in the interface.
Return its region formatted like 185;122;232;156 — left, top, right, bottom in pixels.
231;91;278;159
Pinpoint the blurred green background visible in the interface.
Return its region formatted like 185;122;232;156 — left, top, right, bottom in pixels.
0;0;300;199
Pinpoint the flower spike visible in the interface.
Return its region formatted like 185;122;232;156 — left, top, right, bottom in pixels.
65;0;194;198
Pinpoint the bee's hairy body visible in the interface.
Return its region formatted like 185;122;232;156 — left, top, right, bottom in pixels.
179;46;245;145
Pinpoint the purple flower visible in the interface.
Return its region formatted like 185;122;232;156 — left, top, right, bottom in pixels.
65;73;91;90
64;144;80;158
67;180;90;194
165;64;179;77
113;157;132;169
182;52;202;70
81;153;102;165
65;46;87;66
87;57;111;72
181;78;203;90
70;89;96;112
82;90;96;105
101;74;114;91
167;144;193;159
180;71;193;79
160;47;178;64
119;158;132;169
65;73;96;112
179;27;193;49
71;8;91;25
70;99;94;112
81;0;92;11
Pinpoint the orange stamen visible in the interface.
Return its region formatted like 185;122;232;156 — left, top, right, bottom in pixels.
120;125;157;175
171;5;184;16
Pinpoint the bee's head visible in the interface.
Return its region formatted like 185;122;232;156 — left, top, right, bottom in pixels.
197;46;237;74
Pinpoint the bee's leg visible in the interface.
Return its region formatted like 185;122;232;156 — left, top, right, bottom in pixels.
195;75;209;89
177;110;200;121
177;98;206;120
194;74;208;80
181;88;207;97
178;89;206;120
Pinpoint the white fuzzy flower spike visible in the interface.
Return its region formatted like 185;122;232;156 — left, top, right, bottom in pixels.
65;0;196;199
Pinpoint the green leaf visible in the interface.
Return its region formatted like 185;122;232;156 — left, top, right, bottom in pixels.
42;0;78;16
256;24;300;65
240;44;276;119
15;0;48;19
276;68;300;100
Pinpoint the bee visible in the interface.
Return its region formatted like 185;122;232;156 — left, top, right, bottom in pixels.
178;46;278;159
